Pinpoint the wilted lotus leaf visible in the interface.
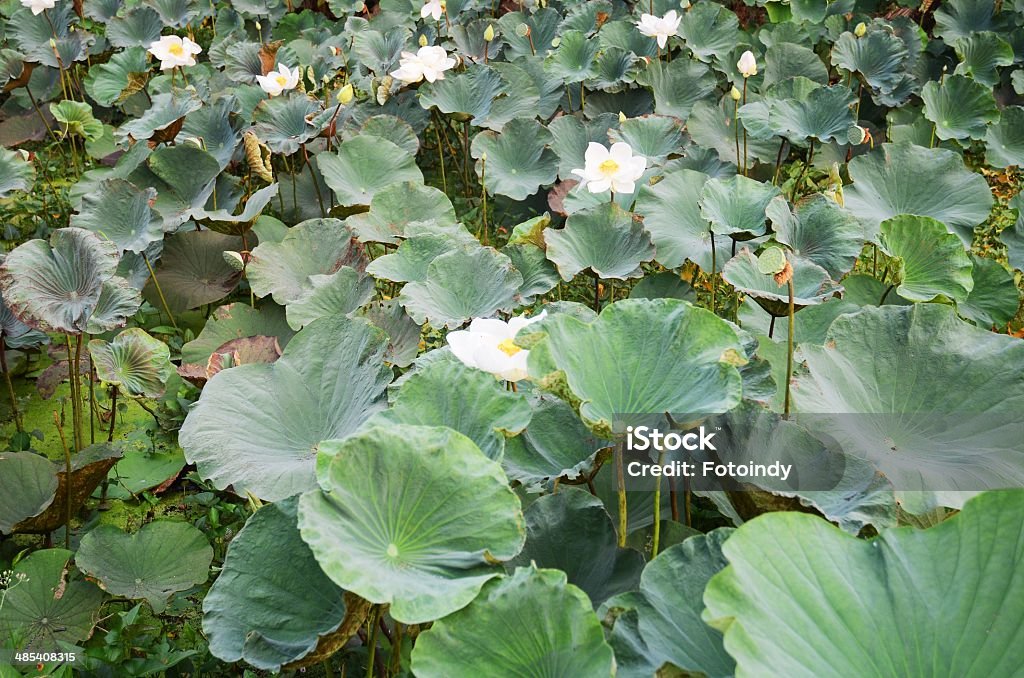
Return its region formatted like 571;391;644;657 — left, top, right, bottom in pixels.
142;230;243;313
88;328;173;398
346;182;458;245
0;452;58;534
76;521;212;612
178;335;282;385
117;89;202;142
700;175;781;238
0;147;34;197
771;195;864;279
298;425;525;624
953;31;1014;87
471;118;559;201
544;203;656;281
196;183;280;236
959;254;1019;328
411;566;614;677
319;135;423;207
984;105;1024;169
634;58;717;121
704;491;1024;675
921;74;999;141
70;178;161;254
179;316;391;501
878;215;973;303
180;302;295;366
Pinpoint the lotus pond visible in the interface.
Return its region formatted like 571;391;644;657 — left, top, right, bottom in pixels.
2;0;1024;675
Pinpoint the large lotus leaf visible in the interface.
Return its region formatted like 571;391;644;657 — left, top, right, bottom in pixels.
878;215;973;303
607;116;684;166
507;488;643;607
502;394;610;490
196;184;279;236
75;521;212;613
70;178;160;254
0;147;34;198
106;6;163;48
605;529;734;678
247;218;366;305
0;549;105;651
588;46;638;92
141;144;221;228
699;175;781;237
298;425;525;624
471;118;559;201
678;1;741;62
368;360;530;461
418;64;505;123
547;30;599;83
687;97;781;166
358;300;420;368
703;490;1024;676
761;42;827;87
318;135;422;207
179;315;391;502
398;247;523;329
0;452;57;534
740;79;856;145
146;0;203;26
346;182;458;245
921;74;998;141
547;113;620;181
545;203;656;281
633;58;719;121
204;496;367;672
773;195;864;278
792;304;1024;511
84;46;148;107
722;248;841;317
954;31;1013;86
1;290;48;350
496;9;560;59
142;230;243;313
1003;193;1024;272
527;299;744;432
959;254;1019;328
411;566;614;678
844;143;993;245
0;228;121;334
88;328;173;399
984;106;1024;169
180;302;295;365
117;90;203;142
251;94;324;156
9;4;93;68
367;235;458;284
830;29;908;94
489;57;565;122
933;0;1004;42
284;268;375;330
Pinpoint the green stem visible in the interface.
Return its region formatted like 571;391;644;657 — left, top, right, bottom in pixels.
879;284;895;306
143;252;178;330
87;342;95;445
107;386;118;443
53;411;72;549
652;446;665;557
615;440;627;547
366;606;381;678
741;79;749;176
784;276;795;419
435;124;447;194
709;231;717;314
733;97;741;173
303;144;327;218
0;336;22;433
479;155;488;245
791;137;815;203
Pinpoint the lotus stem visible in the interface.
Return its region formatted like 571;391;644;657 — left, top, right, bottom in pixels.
709;231;717;314
107;385;118;443
733;98;741;174
879;284;895;306
462;120;472;196
615;440;627;547
742;79;749;176
791;137;815;203
784;277;795;419
365;605;381;678
669;476;679;521
0;337;22;433
684;475;692;526
593;273;601;313
53;410;72;549
389;622;404;676
652;447;665;557
88;348;95;445
773;139;786;185
142;252;179;331
64;333;84;452
435;124;447;194
479;154;488;245
303;143;327;218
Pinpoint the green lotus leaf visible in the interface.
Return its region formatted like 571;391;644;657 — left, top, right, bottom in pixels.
773;195;865;278
180;302;295;365
933;0;1006;42
699;175;781;237
841;274;911;308
117;90;203;142
196;184;280;236
346;182;458;245
687;97;782;166
367;234;457;284
527;299;744;432
251;93;324;155
921;73;998;142
984;105;1024;169
545;203;655;281
0;147;33;198
350;27;407;76
412;566;614;677
359;299;420;368
418;64;505;123
284;268;375;330
70;178;160;254
630;271;698;303
50;100;104;143
88;328;173;398
298;425;525;624
247;218;366;305
0;452;57;534
739;80;856;145
179;315;391;501
489;57;565;123
75;521;212;612
106;6;163;48
607;116;683;165
471;117;559;201
547;113;619;181
368;360;530;460
1002;193;1024;272
502;243;559;304
103;445;186;500
140;144;221;228
632;57;717;121
0;549;105;651
203;496;367;672
547;30;599;83
959;254;1019;328
597;19;656;58
319;134;423;207
704;490;1024;676
763;42;828;87
792;304;1024;511
830;29;908;94
953;30;1014;86
9;4;94;68
878;215;973;303
844;143;993;245
587;46;637;92
398;247;524;329
145;0;203;26
606;529;735;678
507;488;643;607
497;9;560;60
722;248;841;316
87;275;142;335
142;230;243;313
678;1;741;63
344;114;419;156
1;288;48;349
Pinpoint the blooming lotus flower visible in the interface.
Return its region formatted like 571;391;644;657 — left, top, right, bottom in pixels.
256;63;300;97
446;312;547;382
20;0;55;15
421;0;444;21
737;50;757;78
571;142;647;194
148;35;202;70
390;46;457;84
636;10;681;49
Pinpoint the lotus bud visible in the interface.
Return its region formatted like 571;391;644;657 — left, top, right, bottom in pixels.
49;38;57;48
17;149;30;161
737;50;757;78
329;46;340;56
223;251;246;272
484;24;495;42
730;86;741;101
338;82;354;105
419;33;429;47
481;152;487;161
854;22;867;37
618;111;627;123
255;21;262;31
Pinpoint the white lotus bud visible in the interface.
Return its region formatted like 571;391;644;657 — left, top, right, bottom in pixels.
338;83;354;104
737;50;757;78
419;33;429;48
854;22;867;37
730;86;741;101
484;24;495;42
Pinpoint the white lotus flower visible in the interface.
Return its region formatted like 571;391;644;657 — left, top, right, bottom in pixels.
256;63;300;97
421;0;444;21
446;312;547;382
737;50;757;78
20;0;55;15
148;35;202;70
390;46;457;84
636;10;681;49
571;142;647;194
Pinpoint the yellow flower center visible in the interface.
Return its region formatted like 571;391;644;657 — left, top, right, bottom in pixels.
497;339;521;357
599;158;620;174
275;75;288;86
168;43;184;57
